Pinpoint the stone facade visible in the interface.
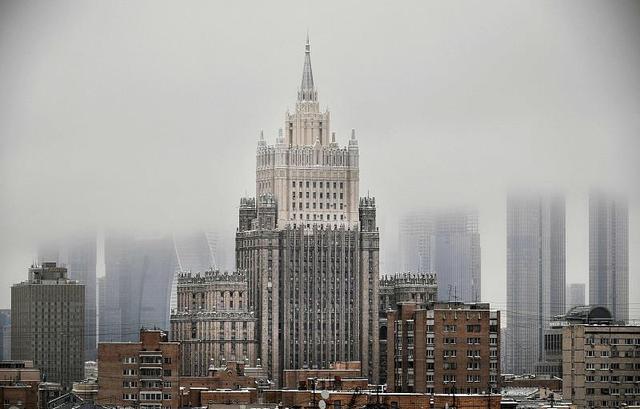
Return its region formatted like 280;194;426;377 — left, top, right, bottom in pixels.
379;273;437;313
97;330;180;409
235;38;379;386
11;262;84;390
170;271;258;375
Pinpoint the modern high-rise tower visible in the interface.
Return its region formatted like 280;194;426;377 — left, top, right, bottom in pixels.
398;208;481;302
567;283;586;312
236;37;379;386
589;190;629;322
99;233;177;342
505;191;565;374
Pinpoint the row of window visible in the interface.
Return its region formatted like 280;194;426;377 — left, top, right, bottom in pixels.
586;349;640;358
586;388;640;395
586;375;640;383
293;181;344;189
292;210;344;220
586;337;640;345
123;357;171;364
586;362;640;370
293;191;344;200
123;369;173;376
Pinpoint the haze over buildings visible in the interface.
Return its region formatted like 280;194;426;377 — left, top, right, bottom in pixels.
398;208;481;302
589;190;629;322
1;2;639;323
505;191;566;374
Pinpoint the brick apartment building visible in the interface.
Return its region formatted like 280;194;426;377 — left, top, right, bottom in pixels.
97;329;180;409
387;302;500;395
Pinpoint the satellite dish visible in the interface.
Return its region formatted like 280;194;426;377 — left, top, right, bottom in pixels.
321;390;330;400
318;400;326;409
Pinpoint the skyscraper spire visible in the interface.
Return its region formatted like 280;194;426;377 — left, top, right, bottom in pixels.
298;34;317;102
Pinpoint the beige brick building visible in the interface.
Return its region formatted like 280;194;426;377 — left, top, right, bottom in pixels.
97;330;180;409
170;271;258;375
562;314;640;408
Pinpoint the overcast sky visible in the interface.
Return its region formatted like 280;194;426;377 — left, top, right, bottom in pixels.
1;1;639;319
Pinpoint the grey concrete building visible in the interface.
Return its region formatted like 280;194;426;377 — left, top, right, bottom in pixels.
170;270;258;376
506;191;565;375
398;208;481;302
37;234;97;361
589;190;629;322
567;283;586;312
11;262;84;390
235;38;379;386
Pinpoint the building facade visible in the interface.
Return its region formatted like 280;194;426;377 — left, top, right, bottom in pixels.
37;234;97;361
0;310;10;361
398;208;481;302
170;271;258;376
378;273;437;385
97;330;180;409
235;38;379;386
567;283;586;312
386;302;500;395
379;273;437;313
506;191;565;374
562;321;640;408
11;262;84;390
589;190;629;322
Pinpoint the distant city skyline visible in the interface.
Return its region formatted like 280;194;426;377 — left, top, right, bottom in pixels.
1;2;639;323
398;207;481;302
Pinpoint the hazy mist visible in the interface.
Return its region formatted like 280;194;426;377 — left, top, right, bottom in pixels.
1;1;639;318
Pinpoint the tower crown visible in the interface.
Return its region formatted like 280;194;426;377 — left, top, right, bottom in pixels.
298;35;317;102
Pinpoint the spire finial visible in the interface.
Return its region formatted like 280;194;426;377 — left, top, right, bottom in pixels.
299;33;316;102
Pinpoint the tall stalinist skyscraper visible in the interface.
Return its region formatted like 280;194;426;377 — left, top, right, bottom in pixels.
236;37;379;386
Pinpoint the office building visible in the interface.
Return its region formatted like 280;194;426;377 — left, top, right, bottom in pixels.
99;233;177;342
386;302;500;394
235;37;379;385
567;283;586;312
0;310;10;360
11;262;84;390
37;234;97;361
398;208;481;302
506;191;565;374
589;190;629;322
170;271;258;375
